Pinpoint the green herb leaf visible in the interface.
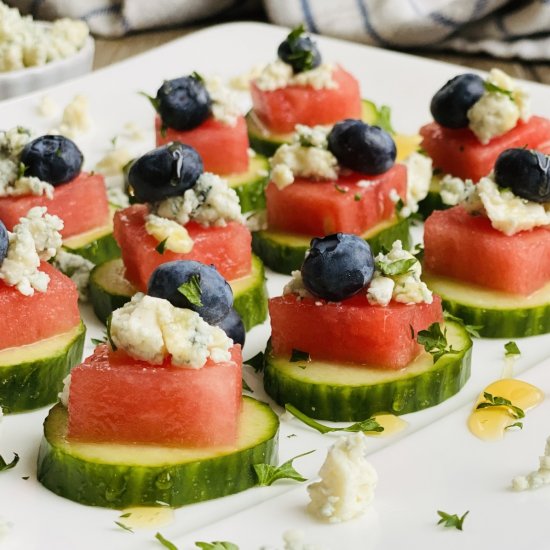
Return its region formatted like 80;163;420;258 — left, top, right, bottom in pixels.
417;322;458;363
177;274;203;307
0;453;18;472
287;433;297;438
484;81;514;100
287;24;306;44
476;392;525;419
443;311;482;339
245;351;265;373
195;542;240;550
91;337;106;346
139;91;160;112
155;532;179;550
375;104;395;134
505;421;523;430
21;476;29;480
242;377;253;393
354;193;362;201
119;513;131;518
290;349;310;363
334;184;348;194
253;450;314;486
437;510;469;531
106;315;117;352
412;243;424;262
114;521;133;533
285;403;384;434
191;71;205;83
17;162;27;179
504;341;521;357
155;238;168;255
282;24;317;73
377;257;417;277
111;135;118;148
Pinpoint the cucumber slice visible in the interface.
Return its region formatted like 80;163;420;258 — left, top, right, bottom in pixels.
89;255;268;330
37;396;279;508
252;216;411;275
264;320;472;421
0;322;85;414
246;99;384;157
225;155;269;213
62;220;120;266
424;272;550;338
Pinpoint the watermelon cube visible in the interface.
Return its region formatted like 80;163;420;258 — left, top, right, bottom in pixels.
0;172;110;238
67;344;243;447
114;204;252;291
269;293;443;370
156;115;250;176
250;65;362;134
424;206;550;295
420;116;550;182
266;165;407;236
0;262;80;350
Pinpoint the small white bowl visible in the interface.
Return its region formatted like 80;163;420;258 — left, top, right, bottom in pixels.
0;29;94;101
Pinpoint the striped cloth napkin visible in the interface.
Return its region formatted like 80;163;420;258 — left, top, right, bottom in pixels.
7;0;550;59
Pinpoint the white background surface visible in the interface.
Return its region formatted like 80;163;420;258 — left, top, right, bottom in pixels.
0;22;549;550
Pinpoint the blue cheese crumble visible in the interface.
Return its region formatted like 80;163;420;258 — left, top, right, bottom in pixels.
204;75;241;127
110;293;232;368
255;60;337;91
401;152;433;217
53;249;94;301
439;174;475;206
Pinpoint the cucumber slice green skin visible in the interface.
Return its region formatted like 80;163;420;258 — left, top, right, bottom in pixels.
0;323;86;414
252;216;411;275
37;398;279;508
263;320;472;421
63;232;121;266
226;155;270;213
89;257;268;331
417;190;448;220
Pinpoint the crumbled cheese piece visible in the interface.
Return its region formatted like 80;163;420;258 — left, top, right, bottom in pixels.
255;60;337;91
58;373;71;407
282;529;323;550
0;126;31;157
0;207;63;296
37;95;59;118
463;175;550;235
308;432;377;523
0;4;89;72
270;125;338;189
154;172;244;227
283;270;314;299
467;68;530;144
388;188;401;204
512;436;550;491
95;146;132;177
402;152;432;215
57;95;92;138
110;293;232;368
439;174;475;206
244;209;267;232
104;175;130;209
367;240;432;306
53;249;94;301
123;121;145;141
145;213;194;253
229;63;264;90
204;75;241;127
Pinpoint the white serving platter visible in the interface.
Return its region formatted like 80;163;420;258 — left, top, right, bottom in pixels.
0;21;549;550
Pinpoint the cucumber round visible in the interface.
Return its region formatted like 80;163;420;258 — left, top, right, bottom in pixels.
37;397;279;508
62;222;121;266
246;99;383;157
252;216;411;275
417;174;450;220
424;272;550;338
0;322;86;414
264;320;472;421
89;256;268;331
225;155;269;213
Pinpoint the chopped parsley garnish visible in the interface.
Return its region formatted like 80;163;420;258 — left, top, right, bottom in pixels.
91;334;108;346
505;421;523;431
354;193;362;201
504;341;521;357
155;237;168;255
412;243;424;262
139;91;160;112
437;510;469;531
374;104;395;134
0;453;19;472
417;322;459;362
253;450;314;486
111;135;118;148
290;349;310;363
155;532;179;550
191;71;205;84
17;162;27;179
245;351;264;373
284;24;317;73
22;476;29;480
195;542;240;550
476;392;525;419
377;257;417;277
285;403;383;435
177;274;203;307
443;311;482;339
334;184;348;193
114;520;133;533
105;315;117;351
119;512;131;518
484;81;514;100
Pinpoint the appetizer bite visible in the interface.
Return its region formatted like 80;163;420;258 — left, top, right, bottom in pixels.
38;261;278;508
263;234;472;420
90;143;268;330
424;148;550;338
0;208;85;413
147;72;269;212
0;129;119;264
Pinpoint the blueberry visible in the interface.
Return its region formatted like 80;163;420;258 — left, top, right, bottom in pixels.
328;120;396;174
301;233;375;302
494;148;550;203
20;135;83;185
277;25;321;73
156;75;211;131
215;308;245;347
430;73;485;129
128;142;203;203
0;220;8;265
148;260;233;324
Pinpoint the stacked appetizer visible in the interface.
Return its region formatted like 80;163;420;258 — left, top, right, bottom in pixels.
424;148;550;338
38;260;278;508
0;207;85;413
0;128;119;264
419;69;550;215
263;234;472;420
90;142;268;331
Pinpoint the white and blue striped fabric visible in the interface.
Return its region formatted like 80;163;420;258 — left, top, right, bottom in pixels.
7;0;550;59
